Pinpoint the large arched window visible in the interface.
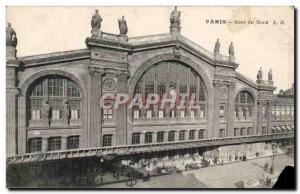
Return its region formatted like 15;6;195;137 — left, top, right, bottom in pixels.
235;91;254;120
133;61;207;119
27;75;81;126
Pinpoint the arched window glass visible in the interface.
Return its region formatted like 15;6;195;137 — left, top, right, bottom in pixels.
235;91;254;120
133;61;207;119
27;75;81;125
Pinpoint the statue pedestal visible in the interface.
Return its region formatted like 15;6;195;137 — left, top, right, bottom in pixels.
91;29;102;38
170;25;181;35
6;46;17;61
118;34;128;43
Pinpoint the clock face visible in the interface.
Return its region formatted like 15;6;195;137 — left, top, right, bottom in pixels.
103;78;116;91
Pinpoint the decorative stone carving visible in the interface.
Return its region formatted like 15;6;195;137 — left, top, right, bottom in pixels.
228;42;234;56
6;23;18;47
214;39;220;55
88;67;105;78
118;16;128;35
91;9;103;37
103;78;116;91
42;99;51;120
170;6;181;34
220;87;228;99
62;100;70;120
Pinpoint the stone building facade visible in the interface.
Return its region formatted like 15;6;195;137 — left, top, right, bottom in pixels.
6;9;294;158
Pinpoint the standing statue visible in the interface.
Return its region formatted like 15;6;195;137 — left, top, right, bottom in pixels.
229;42;234;56
268;68;273;81
257;67;263;80
214;39;220;55
118;16;128;35
91;9;102;36
62;100;70;120
6;22;18;47
170;6;181;33
42;99;51;120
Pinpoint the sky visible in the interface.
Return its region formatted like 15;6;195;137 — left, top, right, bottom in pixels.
6;6;294;91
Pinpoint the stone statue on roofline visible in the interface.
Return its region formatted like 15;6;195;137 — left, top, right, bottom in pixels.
170;6;181;34
118;16;128;35
257;67;263;81
229;42;234;57
214;39;220;56
6;22;18;48
91;9;102;37
268;68;273;81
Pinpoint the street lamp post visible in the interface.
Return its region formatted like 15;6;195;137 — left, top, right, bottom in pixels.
99;158;104;183
270;142;276;174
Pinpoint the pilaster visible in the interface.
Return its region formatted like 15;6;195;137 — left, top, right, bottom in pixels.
88;67;104;147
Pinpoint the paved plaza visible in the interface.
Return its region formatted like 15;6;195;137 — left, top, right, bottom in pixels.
99;153;294;188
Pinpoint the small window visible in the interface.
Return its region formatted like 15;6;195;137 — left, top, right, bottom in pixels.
103;109;113;120
198;129;205;139
48;137;61;151
180;110;185;118
133;110;140;119
286;106;290;116
199;104;205;118
190;110;195;118
189;130;195;140
234;128;239;136
179;130;185;141
158;110;164;118
31;109;41;120
52;110;60;120
157;131;164;143
103;134;112;147
132;133;140;144
168;131;175;142
219;105;225;117
240;128;245;136
146;110;152;119
67;136;79;149
145;132;152;144
170;110;175;118
219;129;226;138
247;128;252;135
262;127;267;134
276;106;280;116
71;109;78;119
28;138;42;153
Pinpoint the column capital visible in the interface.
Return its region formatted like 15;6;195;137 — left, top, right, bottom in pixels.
213;79;223;87
88;66;105;78
6;87;20;95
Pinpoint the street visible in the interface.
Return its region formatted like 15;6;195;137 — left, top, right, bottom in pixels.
99;153;294;188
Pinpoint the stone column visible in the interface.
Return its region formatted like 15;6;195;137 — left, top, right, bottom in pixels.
227;82;235;137
42;137;48;152
257;100;263;134
213;80;222;138
88;67;104;147
17;96;26;154
6;57;20;156
116;71;129;145
6;87;19;156
267;101;272;134
61;136;68;150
